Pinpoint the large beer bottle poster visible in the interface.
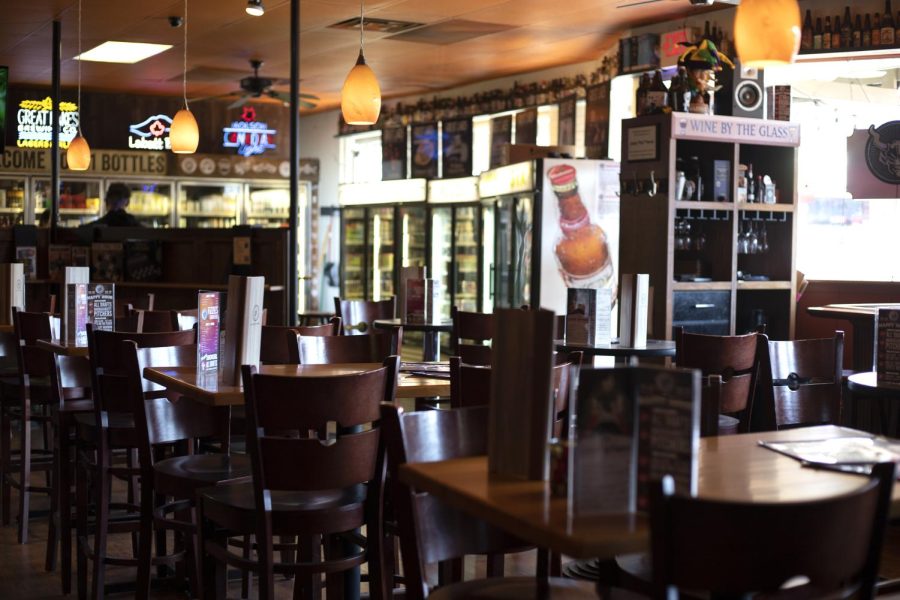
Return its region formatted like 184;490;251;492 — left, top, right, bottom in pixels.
489;115;512;169
441;118;472;178
585;82;611;159
411;123;438;179
382;126;408;180
539;159;620;318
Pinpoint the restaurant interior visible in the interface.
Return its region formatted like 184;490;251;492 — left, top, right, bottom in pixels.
1;0;900;598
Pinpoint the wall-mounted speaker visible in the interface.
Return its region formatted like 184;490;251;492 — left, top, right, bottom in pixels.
715;61;765;119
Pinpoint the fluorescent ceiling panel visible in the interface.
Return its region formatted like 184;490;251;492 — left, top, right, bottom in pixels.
75;41;172;64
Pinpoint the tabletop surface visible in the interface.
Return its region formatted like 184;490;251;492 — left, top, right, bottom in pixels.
399;425;898;560
848;371;900;393
373;318;454;332
36;338;90;357
143;363;449;406
555;338;676;357
808;304;900;318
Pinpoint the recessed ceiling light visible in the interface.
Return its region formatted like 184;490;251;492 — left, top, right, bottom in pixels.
75;41;172;64
246;0;265;16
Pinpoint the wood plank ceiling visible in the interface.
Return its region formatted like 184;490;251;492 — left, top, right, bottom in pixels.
0;0;725;112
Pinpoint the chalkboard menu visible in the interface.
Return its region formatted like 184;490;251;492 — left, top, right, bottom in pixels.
382;126;408;181
585;82;611;159
877;308;900;385
411;123;438;179
489;115;512;169
441;118;473;179
87;283;115;332
515;108;537;145
558;94;577;146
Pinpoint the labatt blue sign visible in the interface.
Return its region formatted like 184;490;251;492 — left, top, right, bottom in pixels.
222;106;276;157
128;114;172;150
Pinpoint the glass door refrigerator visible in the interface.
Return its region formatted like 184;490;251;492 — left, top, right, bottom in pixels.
33;177;103;226
176;180;242;228
427;177;484;320
244;181;310;228
0;176;28;227
478;158;620;316
116;179;175;228
338;179;428;303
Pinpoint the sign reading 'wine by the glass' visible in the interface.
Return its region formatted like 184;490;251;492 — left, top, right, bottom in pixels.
671;113;801;147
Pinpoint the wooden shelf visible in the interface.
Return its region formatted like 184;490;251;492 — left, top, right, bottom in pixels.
59;208;98;216
246;213;288;219
736;280;792;291
674;201;734;211
736;203;794;213
672;281;733;291
179;211;236;218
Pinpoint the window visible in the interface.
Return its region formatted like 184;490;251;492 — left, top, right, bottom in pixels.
339;130;382;184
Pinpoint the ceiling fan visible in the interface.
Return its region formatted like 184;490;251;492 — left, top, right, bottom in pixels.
198;59;319;109
616;0;739;9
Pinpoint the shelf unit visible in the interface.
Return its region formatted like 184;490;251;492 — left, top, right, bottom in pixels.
619;112;800;340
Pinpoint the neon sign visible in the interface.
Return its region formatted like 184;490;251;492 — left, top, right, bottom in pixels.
222;106;276;157
128;114;172;150
16;97;79;149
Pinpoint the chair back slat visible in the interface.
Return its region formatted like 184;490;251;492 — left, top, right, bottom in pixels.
296;331;399;364
451;307;493;364
761;331;844;429
260;318;342;364
675;328;762;432
241;357;397;496
49;354;92;404
335;297;394;335
13;308;54;380
650;462;894;597
117;309;179;333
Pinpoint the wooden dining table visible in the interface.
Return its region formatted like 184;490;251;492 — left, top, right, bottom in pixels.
36;339;90;357
399;425;900;560
143;363;450;406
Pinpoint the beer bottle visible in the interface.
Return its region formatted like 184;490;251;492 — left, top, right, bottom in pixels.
831;14;842;48
823;16;832;49
801;10;813;49
873;13;882;46
814;17;823;49
840;6;852;48
864;14;872;47
883;1;896;46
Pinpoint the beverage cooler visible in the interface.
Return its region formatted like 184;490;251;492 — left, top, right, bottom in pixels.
119;179;174;228
427;177;486;319
478;158;620;316
338;179;428;303
244;181;311;228
33;177;103;227
0;176;28;227
177;181;242;228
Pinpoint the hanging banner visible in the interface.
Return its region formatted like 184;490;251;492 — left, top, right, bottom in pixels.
411;123;438;179
585;82;611;159
381;126;408;181
441;118;473;179
515;108;538;145
558;94;577;146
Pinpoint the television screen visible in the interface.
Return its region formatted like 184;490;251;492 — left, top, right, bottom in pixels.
0;66;7;153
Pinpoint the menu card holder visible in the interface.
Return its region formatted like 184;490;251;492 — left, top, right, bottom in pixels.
619;273;649;348
426;279;442;324
197;291;221;387
14;225;37;282
63;267;90;343
399;266;426;320
0;263;25;326
488;308;555;481
566;288;612;345
569;365;699;515
876;308;900;385
221;275;265;386
87;283;115;333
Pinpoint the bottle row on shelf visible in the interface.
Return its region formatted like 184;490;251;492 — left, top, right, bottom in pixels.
801;2;898;52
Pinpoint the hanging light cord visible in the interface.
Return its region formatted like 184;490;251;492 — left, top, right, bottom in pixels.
76;0;82;135
183;0;189;109
359;0;364;53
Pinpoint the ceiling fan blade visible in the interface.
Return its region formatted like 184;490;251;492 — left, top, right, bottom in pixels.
616;0;664;7
228;95;251;110
299;92;320;100
300;100;318;110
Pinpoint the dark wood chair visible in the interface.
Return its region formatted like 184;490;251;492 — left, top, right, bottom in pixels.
197;357;400;600
259;317;341;364
756;331;845;430
450;306;493;366
1;308;55;544
296;330;401;364
116;308;180;333
649;463;894;598
380;404;596;600
75;326;197;600
674;327;762;434
117;338;250;599
46;352;93;594
335;297;395;335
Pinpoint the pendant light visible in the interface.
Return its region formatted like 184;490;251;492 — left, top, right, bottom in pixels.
246;0;265;17
170;0;199;154
67;0;91;171
340;0;381;125
734;0;802;68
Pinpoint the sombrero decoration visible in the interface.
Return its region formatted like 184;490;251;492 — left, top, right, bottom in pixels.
678;39;735;71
